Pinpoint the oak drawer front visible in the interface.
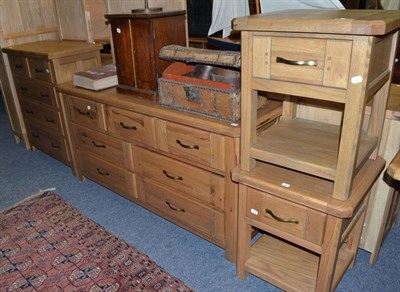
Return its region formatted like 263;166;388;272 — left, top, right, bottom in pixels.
68;95;106;131
8;55;29;77
107;106;148;145
155;120;225;171
21;99;61;133
28;57;53;83
14;77;57;107
142;178;225;245
137;148;225;209
246;187;326;245
77;150;137;200
28;124;68;164
253;36;352;88
73;124;133;171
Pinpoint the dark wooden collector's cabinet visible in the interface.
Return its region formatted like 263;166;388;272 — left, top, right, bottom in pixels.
106;11;187;99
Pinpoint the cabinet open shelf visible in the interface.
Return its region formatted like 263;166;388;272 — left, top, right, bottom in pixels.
251;118;378;180
246;233;354;292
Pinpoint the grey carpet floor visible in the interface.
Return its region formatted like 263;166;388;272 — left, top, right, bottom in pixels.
1;97;399;291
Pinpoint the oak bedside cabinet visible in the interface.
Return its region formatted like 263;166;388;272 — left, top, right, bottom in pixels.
3;40;102;166
231;10;400;291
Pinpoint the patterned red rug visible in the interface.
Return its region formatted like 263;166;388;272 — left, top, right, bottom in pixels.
0;191;193;291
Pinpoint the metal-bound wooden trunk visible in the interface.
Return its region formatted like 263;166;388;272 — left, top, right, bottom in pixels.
158;45;258;121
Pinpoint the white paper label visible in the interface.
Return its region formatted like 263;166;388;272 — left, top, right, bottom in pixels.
250;208;259;215
116;28;121;34
351;75;363;84
86;105;91;110
281;182;290;188
230;123;239;127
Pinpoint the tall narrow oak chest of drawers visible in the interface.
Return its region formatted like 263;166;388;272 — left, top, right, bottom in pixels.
2;40;102;165
58;82;281;262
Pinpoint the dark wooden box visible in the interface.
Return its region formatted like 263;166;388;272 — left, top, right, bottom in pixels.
158;45;264;121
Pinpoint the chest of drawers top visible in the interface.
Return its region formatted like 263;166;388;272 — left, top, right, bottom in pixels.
2;40;102;59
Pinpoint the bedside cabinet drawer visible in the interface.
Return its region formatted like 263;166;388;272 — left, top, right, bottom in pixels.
154;119;226;172
107;106;152;146
14;77;57;107
246;187;326;245
78;150;137;200
136;148;224;209
28;124;69;164
68;95;106;131
73;124;133;171
28;57;53;83
253;36;352;89
142;178;225;246
21;99;61;133
8;55;29;77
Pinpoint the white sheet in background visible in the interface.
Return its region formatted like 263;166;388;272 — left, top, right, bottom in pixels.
381;0;400;9
208;0;250;37
260;0;344;13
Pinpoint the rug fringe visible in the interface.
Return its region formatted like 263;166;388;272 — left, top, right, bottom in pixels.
0;187;56;214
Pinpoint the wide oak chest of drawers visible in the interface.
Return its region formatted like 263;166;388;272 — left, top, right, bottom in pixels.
2;40;102;165
57;83;281;261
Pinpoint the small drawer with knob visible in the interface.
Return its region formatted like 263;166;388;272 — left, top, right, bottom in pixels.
28;57;53;83
67;95;106;131
136;147;225;209
246;187;326;245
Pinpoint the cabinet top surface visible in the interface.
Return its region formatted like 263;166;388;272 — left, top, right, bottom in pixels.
232;9;400;35
105;10;186;19
2;40;103;59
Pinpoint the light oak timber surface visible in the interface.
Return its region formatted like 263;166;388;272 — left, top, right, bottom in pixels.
233;10;399;290
3;40;102;166
233;10;400;35
57;82;281;263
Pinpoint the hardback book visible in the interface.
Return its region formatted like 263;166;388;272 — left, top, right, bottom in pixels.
73;64;117;90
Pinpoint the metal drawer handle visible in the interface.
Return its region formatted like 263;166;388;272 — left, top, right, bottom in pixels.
276;57;318;67
265;208;299;224
92;141;106;148
163;170;183;181
40;92;49;97
74;107;91;116
32;133;40;138
26;110;34;114
15;64;23;69
45;117;55;123
176;139;199;150
51;143;60;149
166;201;185;213
119;122;137;130
96;168;109;176
34;68;46;73
21;87;28;91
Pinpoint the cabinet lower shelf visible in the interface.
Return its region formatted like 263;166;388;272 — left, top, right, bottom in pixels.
247;233;354;292
251;118;378;180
